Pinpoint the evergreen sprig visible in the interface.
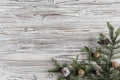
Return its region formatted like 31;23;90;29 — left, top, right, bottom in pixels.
48;22;120;80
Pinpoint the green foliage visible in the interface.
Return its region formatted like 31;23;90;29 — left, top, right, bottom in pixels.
48;58;62;72
48;22;120;80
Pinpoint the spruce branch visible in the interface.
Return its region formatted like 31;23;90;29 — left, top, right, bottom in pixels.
51;58;61;68
48;22;120;80
107;22;115;42
48;58;62;72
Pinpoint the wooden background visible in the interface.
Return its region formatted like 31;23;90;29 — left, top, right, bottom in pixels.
0;0;120;80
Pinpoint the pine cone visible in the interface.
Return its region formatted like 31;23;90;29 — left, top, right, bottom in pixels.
61;67;70;77
92;68;100;76
98;38;109;45
111;61;119;69
78;69;85;77
103;38;109;45
92;51;100;58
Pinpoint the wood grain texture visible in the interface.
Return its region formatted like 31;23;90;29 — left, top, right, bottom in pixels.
0;0;120;80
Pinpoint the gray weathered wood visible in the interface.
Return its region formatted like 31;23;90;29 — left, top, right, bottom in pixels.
0;0;120;80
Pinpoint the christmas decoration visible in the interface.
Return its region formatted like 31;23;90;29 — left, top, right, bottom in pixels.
61;67;70;77
98;38;110;45
91;68;100;76
111;61;119;69
78;69;85;77
92;51;100;58
48;22;120;80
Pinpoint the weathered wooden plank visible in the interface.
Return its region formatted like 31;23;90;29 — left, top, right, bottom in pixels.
0;0;120;80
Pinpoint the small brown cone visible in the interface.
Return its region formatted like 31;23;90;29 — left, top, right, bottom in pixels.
78;69;85;77
93;51;100;58
111;61;119;69
98;38;109;45
61;67;70;77
92;68;100;76
103;38;109;45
